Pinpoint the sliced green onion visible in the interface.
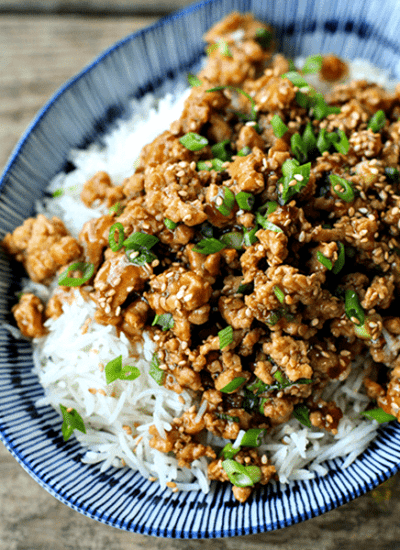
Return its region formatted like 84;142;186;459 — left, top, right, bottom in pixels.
216;187;235;216
123;232;158;250
236;191;255;211
215;412;240;423
237;146;252;157
58;262;94;287
273;370;285;384
385;167;399;183
258;200;278;216
207;86;257;122
302;54;323;74
332;242;345;274
211;140;232;162
188;73;203;87
243;226;258;246
296;91;311;109
312;93;341;119
152;313;174;331
317;251;333;270
273;285;285;304
256;212;283;233
236;281;253;295
218;39;232;57
108;202;124;216
220;377;246;393
282;71;310;88
345;289;365;325
105;355;140;384
240;428;265;447
259;397;269;414
354;322;372;340
197;158;225;172
271;114;288;138
278;159;311;205
329;174;355;202
361;408;396;423
303;121;317;155
218;325;234;350
333;129;350;154
291;133;307;162
367;110;386;133
52;189;64;198
220;232;243;250
108;222;125;252
192;238;225;255
316;128;337;154
266;310;284;326
60;404;86;441
164;218;178;231
221;442;241;459
149;353;165;386
255;27;272;49
179;132;208;151
222;459;261;487
293;404;312;428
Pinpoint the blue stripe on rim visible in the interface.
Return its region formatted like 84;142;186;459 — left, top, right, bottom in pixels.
1;0;400;539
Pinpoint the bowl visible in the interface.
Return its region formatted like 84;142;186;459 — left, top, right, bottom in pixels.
1;0;400;539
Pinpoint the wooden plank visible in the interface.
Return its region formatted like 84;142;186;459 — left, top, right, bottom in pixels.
0;0;195;15
0;15;157;170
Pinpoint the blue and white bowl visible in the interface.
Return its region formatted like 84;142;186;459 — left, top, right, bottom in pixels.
1;0;400;538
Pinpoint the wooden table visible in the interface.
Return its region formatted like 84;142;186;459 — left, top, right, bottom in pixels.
1;3;400;548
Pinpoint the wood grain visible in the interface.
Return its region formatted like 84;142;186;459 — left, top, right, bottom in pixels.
1;12;400;550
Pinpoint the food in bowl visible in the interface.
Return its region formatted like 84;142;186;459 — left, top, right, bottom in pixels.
3;12;400;503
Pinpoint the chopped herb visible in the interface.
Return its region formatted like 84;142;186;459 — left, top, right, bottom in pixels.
52;189;64;198
236;191;255;211
105;355;140;384
58;262;94;287
179;132;208;151
258;200;278;216
273;285;285;304
219;231;243;250
149;353;165;386
237;146;252;157
240;428;265;447
255;27;272;49
164;218;178;231
317;251;333;270
293;404;312;427
361;408;397;423
332;242;345;274
188;73;203;87
152;313;174;331
302;54;323;74
222;459;262;487
221;442;241;459
368;110;386;133
218;325;234;351
192;238;225;255
108;222;125;252
278;159;311;205
271;114;288;138
329;174;355;202
211;140;232;162
60;404;86;441
354;322;372;340
273;371;285;384
215;186;235;216
243;226;259;246
345;289;365;326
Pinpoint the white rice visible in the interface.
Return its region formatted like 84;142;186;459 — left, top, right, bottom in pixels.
26;56;395;493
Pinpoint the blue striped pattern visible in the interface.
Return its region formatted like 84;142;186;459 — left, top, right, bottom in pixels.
1;0;400;538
